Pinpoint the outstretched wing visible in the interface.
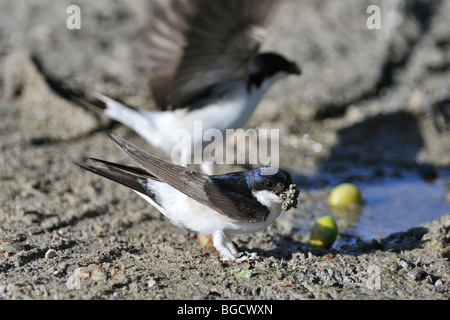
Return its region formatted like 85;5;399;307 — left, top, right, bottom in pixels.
143;0;281;110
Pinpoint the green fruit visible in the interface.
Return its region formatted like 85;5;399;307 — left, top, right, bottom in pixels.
328;183;363;207
310;216;338;248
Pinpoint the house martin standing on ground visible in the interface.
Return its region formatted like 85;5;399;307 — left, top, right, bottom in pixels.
73;0;300;173
77;132;299;261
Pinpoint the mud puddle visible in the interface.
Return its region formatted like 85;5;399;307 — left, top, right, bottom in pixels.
290;167;450;248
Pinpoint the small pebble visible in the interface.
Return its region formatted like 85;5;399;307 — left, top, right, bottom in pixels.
74;267;91;280
109;266;118;278
406;267;427;281
89;265;107;281
0;239;20;254
0;243;19;254
45;249;57;259
148;278;156;288
71;264;107;281
66;264;79;274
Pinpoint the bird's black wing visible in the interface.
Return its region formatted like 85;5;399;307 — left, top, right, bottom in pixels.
76;158;160;203
143;0;281;110
108;132;269;223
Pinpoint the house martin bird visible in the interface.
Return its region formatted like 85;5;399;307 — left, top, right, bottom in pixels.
73;0;300;173
77;132;299;261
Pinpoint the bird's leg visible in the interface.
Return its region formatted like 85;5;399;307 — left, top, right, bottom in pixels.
212;231;258;262
213;230;239;261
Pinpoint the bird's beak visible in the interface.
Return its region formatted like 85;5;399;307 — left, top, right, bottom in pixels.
287;62;301;75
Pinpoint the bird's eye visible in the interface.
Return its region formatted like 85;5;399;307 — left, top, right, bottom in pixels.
264;181;274;188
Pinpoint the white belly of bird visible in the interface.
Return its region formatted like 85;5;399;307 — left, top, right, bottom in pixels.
135;180;283;236
139;91;256;156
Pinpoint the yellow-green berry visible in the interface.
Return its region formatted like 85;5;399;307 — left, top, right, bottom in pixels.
328;183;363;207
310;216;338;248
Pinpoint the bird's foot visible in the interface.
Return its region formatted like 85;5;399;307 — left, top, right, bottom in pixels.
212;231;259;262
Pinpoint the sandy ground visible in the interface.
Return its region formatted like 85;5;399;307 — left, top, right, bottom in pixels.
0;0;449;301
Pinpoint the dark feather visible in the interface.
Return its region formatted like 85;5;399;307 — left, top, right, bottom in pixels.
107;132;270;223
76;158;159;204
143;0;281;110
